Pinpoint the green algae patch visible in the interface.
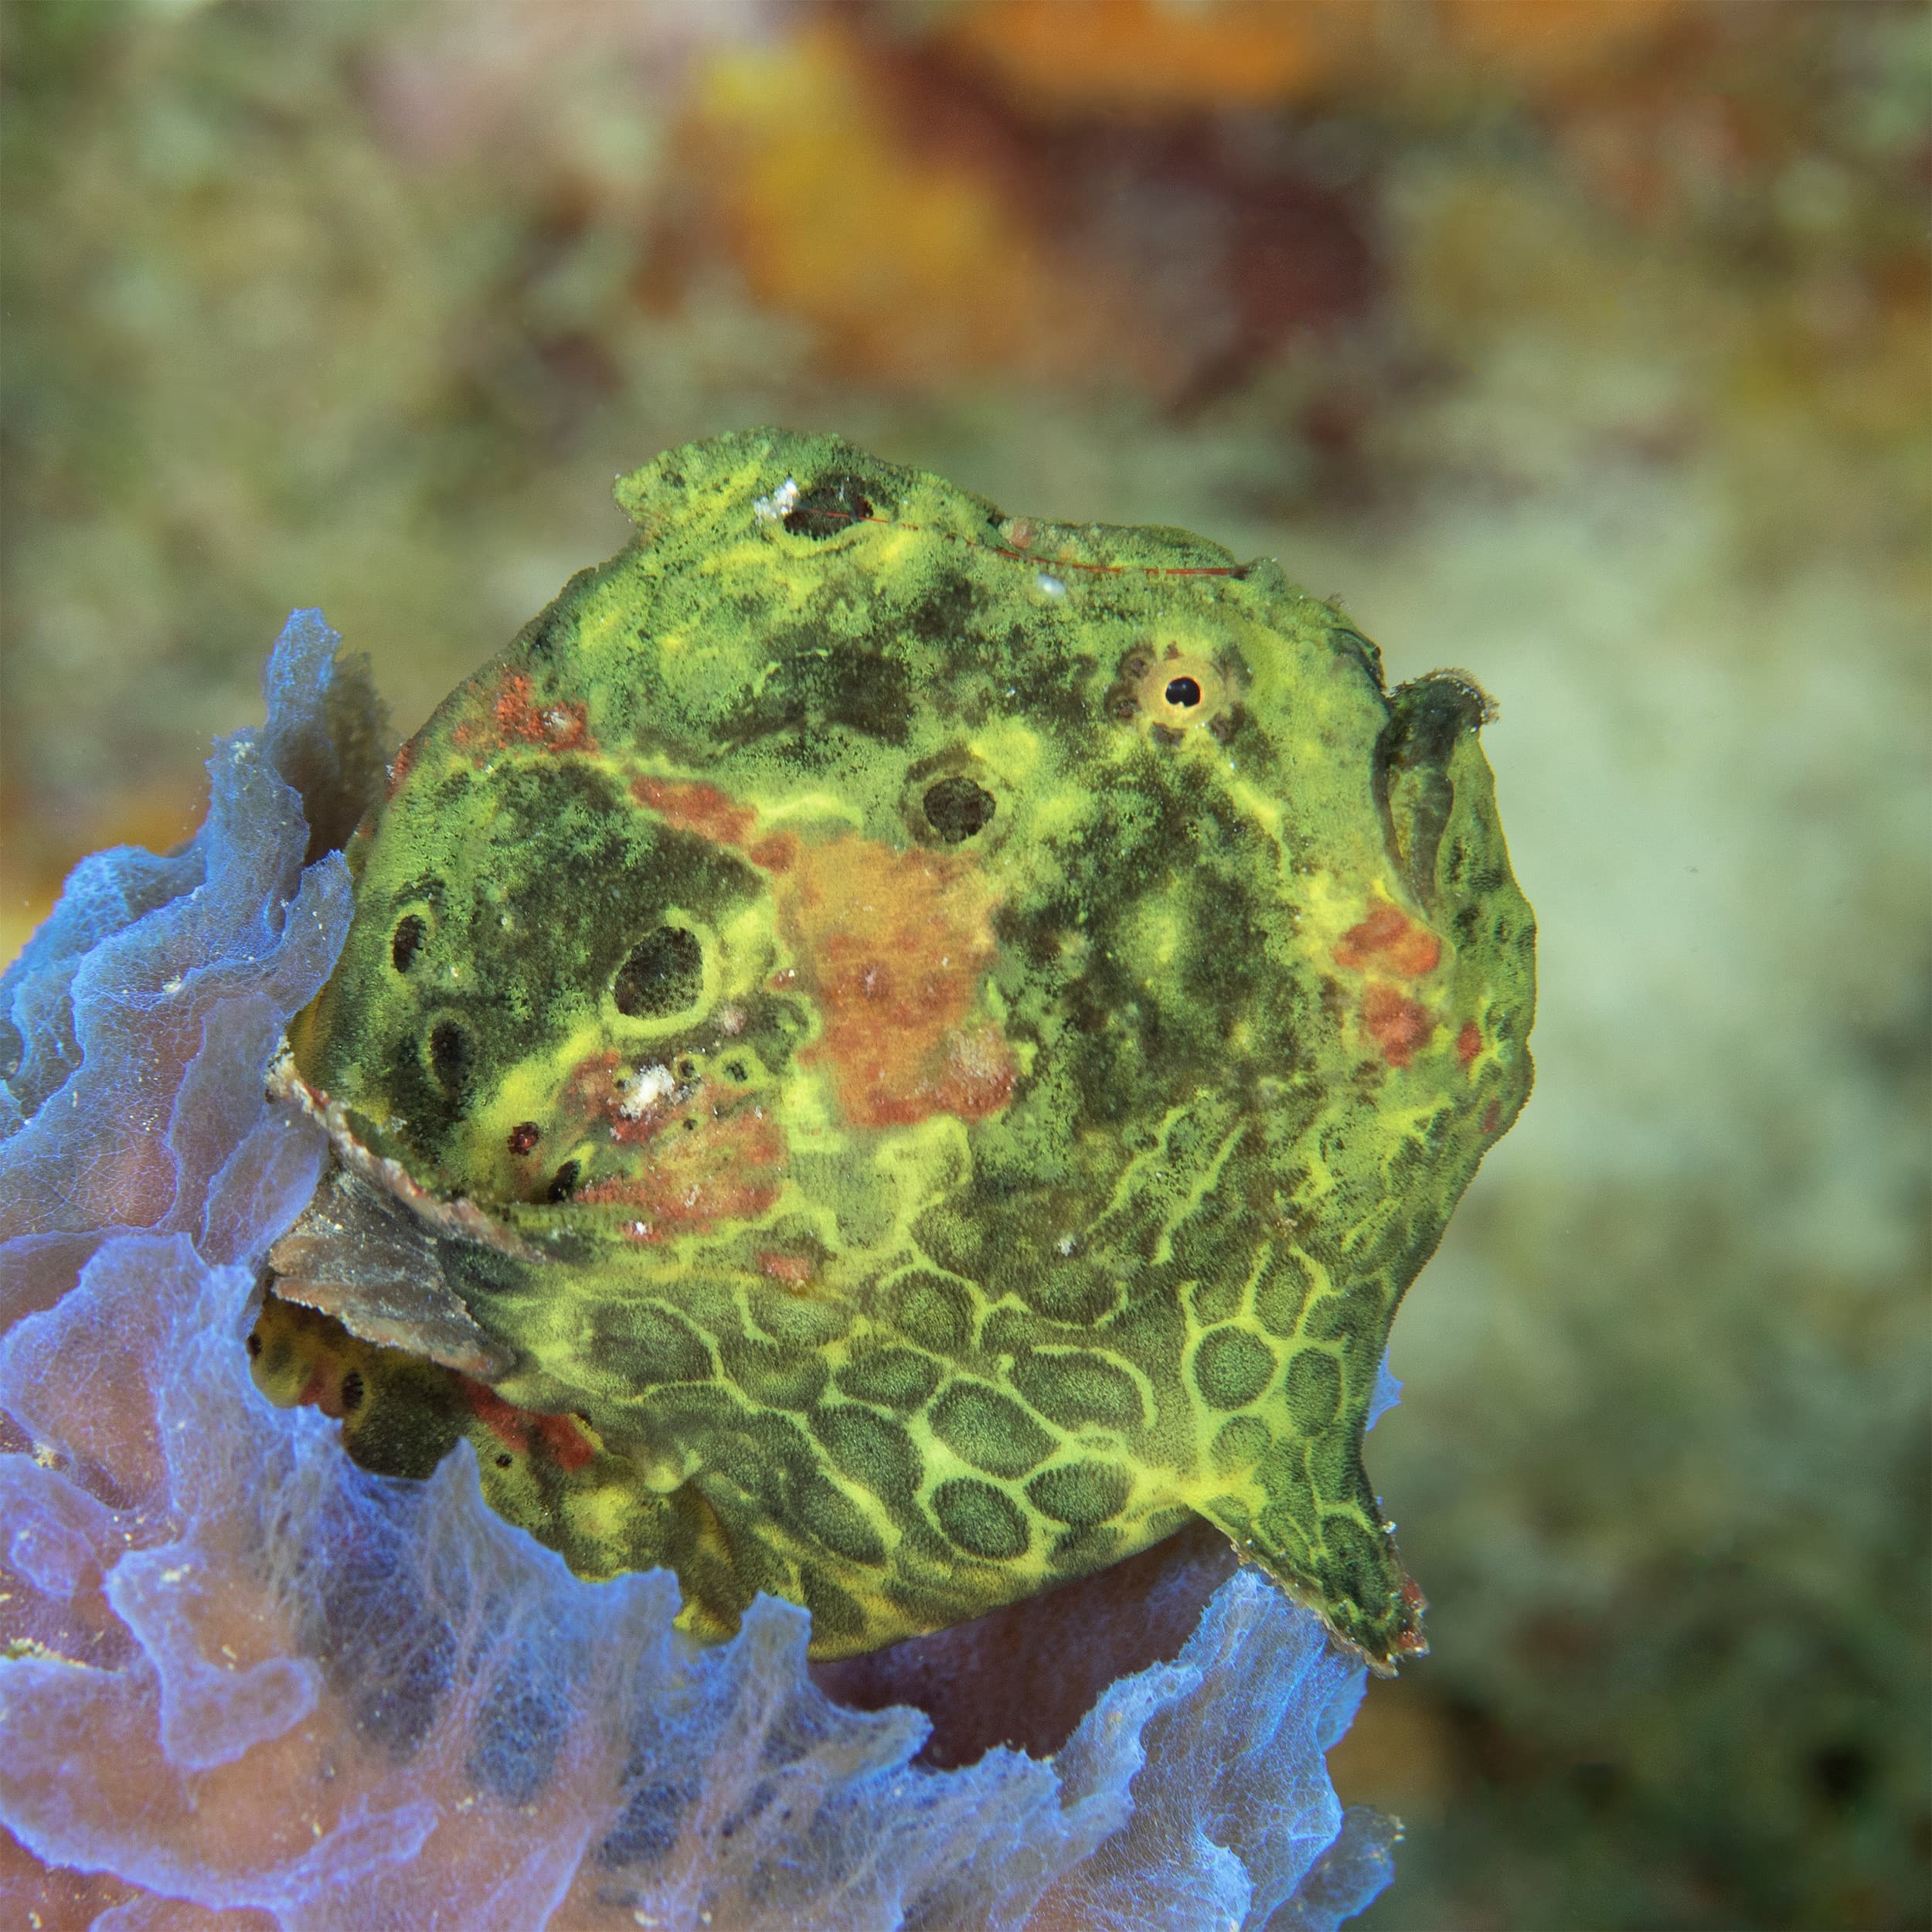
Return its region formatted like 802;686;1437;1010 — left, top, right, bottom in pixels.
255;428;1536;1668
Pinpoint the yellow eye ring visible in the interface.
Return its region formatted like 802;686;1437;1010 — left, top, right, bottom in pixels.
1113;645;1233;736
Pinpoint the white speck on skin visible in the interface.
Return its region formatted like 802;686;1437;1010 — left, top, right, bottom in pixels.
162;976;184;995
753;476;800;523
617;1064;675;1119
1036;573;1067;599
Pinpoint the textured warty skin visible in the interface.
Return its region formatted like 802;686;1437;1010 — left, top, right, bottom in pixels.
258;428;1536;1668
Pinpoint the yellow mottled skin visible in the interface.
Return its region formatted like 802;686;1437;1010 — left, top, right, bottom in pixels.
255;430;1536;1667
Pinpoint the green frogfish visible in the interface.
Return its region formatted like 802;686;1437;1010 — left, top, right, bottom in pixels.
251;429;1535;1669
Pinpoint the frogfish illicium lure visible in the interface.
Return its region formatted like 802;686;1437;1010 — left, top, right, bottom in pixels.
250;429;1535;1668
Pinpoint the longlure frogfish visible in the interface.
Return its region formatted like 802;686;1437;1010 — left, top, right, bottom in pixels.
252;429;1536;1670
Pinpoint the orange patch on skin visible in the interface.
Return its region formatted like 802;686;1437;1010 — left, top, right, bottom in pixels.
594;771;1017;1131
1335;904;1441;978
779;835;1017;1129
454;671;594;758
632;776;757;846
1362;983;1434;1070
1457;1019;1482;1070
457;1378;596;1472
577;1089;787;1233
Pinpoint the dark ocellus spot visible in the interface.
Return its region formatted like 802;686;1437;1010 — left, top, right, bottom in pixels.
391;914;427;974
428;1021;469;1092
1164;675;1202;708
922;777;998;844
547;1159;580;1202
509;1120;542;1155
784;471;876;539
614;925;704;1019
339;1369;365;1413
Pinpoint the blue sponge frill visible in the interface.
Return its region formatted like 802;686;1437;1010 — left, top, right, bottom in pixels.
0;612;1396;1930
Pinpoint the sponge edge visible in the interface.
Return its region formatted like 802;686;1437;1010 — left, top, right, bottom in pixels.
0;611;1397;1930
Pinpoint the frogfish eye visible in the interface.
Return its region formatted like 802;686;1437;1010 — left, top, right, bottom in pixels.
613;923;705;1019
1110;644;1235;739
921;777;998;844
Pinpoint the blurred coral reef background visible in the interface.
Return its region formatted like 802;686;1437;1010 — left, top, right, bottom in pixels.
2;2;1926;1927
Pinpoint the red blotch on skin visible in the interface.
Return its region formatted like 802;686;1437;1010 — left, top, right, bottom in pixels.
633;776;757;847
1362;983;1433;1069
1456;1020;1482;1070
1395;1573;1430;1657
457;1378;596;1472
1481;1099;1502;1135
1335;903;1441;978
781;836;1018;1129
385;735;419;801
454;671;594;758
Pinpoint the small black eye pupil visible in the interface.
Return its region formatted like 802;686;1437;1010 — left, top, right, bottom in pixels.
547;1159;580;1202
1165;676;1202;708
391;913;426;973
922;776;998;843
